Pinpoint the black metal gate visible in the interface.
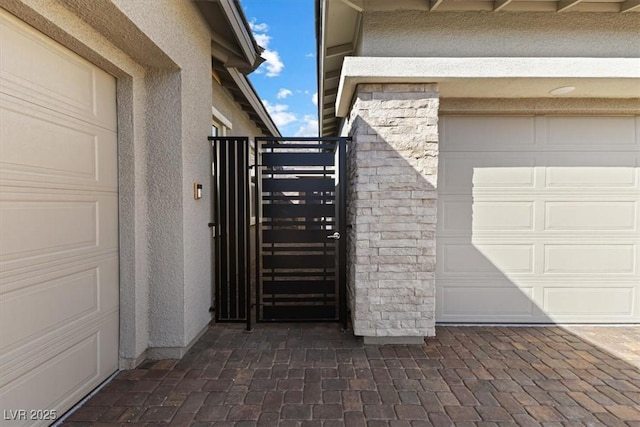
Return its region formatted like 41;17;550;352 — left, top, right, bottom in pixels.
211;136;348;329
210;136;250;328
255;137;347;326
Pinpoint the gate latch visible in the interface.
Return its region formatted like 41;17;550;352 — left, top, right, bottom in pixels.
326;232;341;240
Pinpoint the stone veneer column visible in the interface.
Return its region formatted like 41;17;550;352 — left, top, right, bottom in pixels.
346;83;439;344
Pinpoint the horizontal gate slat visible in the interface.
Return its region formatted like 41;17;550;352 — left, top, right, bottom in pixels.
262;178;335;192
262;306;336;320
263;280;336;294
267;297;336;304
264;247;336;254
266;169;335;175
262;220;335;227
261;143;337;150
263;255;335;269
262;271;336;278
262;204;335;218
262;153;334;166
264;195;335;202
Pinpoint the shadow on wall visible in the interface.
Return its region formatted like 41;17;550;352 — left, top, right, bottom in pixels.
437;115;640;324
346;111;639;329
345;110;442;336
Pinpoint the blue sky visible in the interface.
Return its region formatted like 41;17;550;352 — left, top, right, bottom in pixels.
240;0;318;137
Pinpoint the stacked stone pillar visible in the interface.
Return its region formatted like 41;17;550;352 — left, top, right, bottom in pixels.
346;83;439;343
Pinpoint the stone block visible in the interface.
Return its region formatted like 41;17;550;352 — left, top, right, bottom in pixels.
369;271;417;281
379;231;422;241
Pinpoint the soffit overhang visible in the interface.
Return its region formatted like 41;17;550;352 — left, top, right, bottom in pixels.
335;57;640;117
317;0;640;136
195;0;265;73
213;60;281;137
199;1;279;136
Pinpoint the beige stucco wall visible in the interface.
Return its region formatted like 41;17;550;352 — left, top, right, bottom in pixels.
111;0;214;358
212;81;265;139
360;11;640;58
1;0;261;366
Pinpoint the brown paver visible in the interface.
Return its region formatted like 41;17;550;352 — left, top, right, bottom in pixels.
61;324;640;426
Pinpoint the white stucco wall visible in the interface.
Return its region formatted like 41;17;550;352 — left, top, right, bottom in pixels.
1;0;261;365
360;11;640;58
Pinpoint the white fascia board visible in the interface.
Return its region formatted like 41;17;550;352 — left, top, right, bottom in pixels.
318;0;329;134
336;57;640;116
219;0;258;66
211;105;233;129
228;68;281;136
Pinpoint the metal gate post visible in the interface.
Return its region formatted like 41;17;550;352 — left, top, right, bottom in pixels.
338;137;348;330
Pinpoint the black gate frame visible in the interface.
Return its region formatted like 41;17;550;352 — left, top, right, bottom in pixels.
254;137;348;328
210;136;348;331
209;136;251;330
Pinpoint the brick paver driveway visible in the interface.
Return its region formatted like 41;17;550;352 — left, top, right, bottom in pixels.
62;324;640;426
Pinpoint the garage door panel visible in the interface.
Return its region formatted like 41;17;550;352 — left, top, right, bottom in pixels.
474;201;535;231
438;198;472;234
440;243;534;275
543;287;634;316
0;94;117;190
0;256;118;353
544;244;636;274
440;155;536;194
0;315;118;420
544;201;637;231
441;116;639;152
441;116;536;150
0;193;117;269
1;334;99;423
439;195;541;235
438;286;536;320
544;116;638;149
0;10;117;129
545;166;637;188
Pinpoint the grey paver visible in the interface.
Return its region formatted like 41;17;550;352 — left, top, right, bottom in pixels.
60;324;639;426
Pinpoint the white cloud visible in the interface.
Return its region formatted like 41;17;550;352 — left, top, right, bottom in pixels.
277;88;293;99
261;49;284;77
262;100;297;127
305;52;315;58
295;115;319;137
249;20;269;32
253;33;270;48
249;19;284;77
312;92;318;106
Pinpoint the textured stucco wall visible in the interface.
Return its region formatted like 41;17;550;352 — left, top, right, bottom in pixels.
110;0;214;355
1;0;234;364
361;11;640;58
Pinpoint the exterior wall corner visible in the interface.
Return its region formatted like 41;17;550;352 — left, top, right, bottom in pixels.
345;82;440;341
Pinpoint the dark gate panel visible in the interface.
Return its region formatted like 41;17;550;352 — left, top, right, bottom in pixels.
210;137;250;327
255;137;347;325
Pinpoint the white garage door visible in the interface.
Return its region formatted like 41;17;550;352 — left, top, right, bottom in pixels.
437;114;640;323
0;9;118;424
